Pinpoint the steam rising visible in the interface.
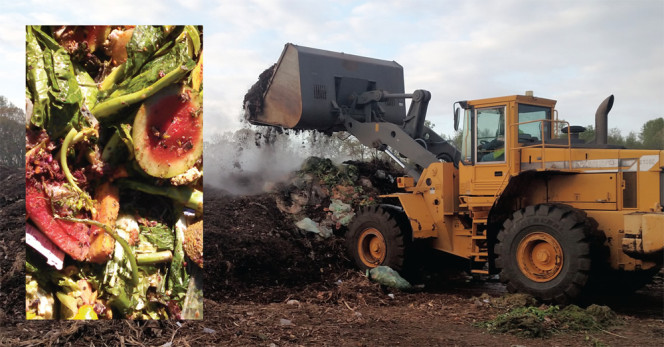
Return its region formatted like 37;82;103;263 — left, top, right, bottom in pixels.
204;126;374;195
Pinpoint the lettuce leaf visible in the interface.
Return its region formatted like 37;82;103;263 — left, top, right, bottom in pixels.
74;64;98;111
26;26;50;128
28;26;87;138
168;217;190;302
140;223;175;251
123;25;167;79
109;40;194;99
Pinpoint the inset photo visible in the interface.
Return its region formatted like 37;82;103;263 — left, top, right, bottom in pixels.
25;25;203;320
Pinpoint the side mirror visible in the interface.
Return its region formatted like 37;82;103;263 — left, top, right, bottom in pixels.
454;107;460;131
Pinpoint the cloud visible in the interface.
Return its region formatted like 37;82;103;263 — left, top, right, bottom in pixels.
0;13;30;108
2;0;662;139
387;0;664;135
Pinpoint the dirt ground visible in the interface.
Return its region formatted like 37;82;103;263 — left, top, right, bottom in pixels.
1;164;663;346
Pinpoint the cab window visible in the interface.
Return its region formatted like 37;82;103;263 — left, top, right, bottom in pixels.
476;107;505;162
518;104;551;142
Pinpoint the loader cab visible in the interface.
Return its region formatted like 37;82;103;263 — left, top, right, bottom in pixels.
456;94;557;196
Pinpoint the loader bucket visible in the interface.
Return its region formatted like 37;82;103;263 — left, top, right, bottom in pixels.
245;43;407;131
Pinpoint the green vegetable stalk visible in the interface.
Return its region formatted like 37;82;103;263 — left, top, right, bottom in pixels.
60;128;80;192
183;25;201;57
117;179;203;213
59;127;98;194
99;63;126;92
137;251;173;265
91;64;192;120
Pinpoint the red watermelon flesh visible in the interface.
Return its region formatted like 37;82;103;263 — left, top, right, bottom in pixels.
26;181;90;261
133;87;203;178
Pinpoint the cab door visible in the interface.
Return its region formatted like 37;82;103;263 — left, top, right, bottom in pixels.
471;105;510;195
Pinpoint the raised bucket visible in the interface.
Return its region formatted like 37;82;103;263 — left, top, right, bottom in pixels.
245;43;407;131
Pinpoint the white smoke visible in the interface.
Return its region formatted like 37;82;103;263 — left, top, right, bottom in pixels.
204;125;374;195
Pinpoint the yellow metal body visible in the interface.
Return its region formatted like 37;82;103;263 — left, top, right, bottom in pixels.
387;94;664;273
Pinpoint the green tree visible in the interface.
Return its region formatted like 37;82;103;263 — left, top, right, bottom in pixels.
577;125;628;147
578;124;595;143
624;131;640;149
443;131;463;149
0;96;25;168
639;117;664;149
608;128;625;147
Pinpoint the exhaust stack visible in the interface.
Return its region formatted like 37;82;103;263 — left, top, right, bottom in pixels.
594;95;614;145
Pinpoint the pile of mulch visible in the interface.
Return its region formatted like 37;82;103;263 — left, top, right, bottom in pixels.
0;165;25;326
204;190;352;304
203;157;405;305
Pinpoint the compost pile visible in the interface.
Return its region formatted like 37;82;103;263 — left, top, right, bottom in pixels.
0;165;25;324
205;156;404;303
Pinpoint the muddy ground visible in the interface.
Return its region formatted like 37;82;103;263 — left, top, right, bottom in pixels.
1;164;663;346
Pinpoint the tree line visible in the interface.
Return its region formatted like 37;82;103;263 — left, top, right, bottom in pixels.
0;96;24;168
577;118;664;149
441;118;664;150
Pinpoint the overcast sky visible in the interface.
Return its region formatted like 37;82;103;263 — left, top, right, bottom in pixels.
1;0;662;139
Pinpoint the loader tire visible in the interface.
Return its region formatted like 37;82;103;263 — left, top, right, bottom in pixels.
494;204;594;304
346;206;408;272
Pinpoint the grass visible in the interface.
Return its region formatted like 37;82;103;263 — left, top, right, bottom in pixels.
480;298;620;338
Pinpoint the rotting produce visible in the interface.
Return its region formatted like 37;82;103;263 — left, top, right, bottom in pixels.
245;43;664;304
25;25;203;319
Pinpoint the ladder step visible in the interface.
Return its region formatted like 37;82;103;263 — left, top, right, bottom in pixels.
473;218;488;224
471;269;490;275
471;236;487;240
471;252;488;257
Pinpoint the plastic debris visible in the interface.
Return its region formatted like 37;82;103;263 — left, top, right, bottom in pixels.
368;266;412;290
328;199;354;226
26;223;65;270
203;327;216;334
295;217;333;238
279;318;293;326
286;299;300;305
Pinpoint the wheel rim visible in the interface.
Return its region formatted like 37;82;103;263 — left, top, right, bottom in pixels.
357;227;386;267
516;232;564;282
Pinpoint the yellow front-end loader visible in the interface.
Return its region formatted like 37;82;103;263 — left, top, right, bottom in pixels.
246;43;664;303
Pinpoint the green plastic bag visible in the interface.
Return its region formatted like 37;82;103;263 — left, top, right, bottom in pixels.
369;266;411;290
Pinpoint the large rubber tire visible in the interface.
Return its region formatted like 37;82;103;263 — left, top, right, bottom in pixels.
494;204;594;304
346;206;408;272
